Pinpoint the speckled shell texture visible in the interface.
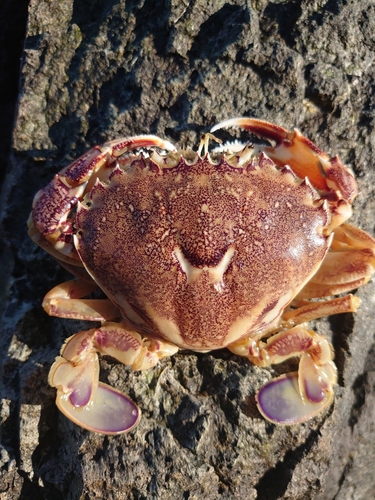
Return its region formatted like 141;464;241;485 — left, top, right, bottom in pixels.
75;152;329;350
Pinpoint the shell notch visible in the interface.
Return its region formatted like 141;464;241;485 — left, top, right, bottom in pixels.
28;118;375;433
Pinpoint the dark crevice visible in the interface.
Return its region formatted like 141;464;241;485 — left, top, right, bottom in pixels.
261;0;302;48
304;64;335;114
188;4;250;62
304;88;335;115
132;0;172;55
18;470;46;500
349;344;375;430
309;0;347;26
85;67;142;145
93;436;110;461
68;0;129;89
23;404;66;499
71;0;120;43
255;429;321;499
332;456;353;500
169;94;193;126
349;373;367;430
1;364;21;463
329;312;355;387
195;353;249;426
0;0;30;188
166;394;209;450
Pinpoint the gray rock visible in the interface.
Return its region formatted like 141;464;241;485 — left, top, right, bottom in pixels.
1;0;375;499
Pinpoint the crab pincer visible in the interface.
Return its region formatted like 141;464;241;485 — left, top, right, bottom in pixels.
211;117;358;205
49;322;178;434
49;328;141;434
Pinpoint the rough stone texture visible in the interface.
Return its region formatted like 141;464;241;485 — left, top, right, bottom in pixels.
1;0;375;499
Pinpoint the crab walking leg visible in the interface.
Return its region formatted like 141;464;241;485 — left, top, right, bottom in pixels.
211;117;358;205
42;279;120;321
297;223;375;299
49;324;179;434
228;326;337;424
282;294;360;325
331;222;375;250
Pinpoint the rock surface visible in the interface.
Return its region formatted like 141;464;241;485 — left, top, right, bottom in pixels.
1;1;375;499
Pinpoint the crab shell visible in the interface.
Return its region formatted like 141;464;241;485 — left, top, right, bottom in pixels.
75;151;329;351
28;118;375;434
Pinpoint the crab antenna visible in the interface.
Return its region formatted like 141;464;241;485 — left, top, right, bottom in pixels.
197;133;222;156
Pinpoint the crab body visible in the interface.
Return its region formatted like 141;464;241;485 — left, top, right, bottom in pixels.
76;152;329;351
29;118;375;434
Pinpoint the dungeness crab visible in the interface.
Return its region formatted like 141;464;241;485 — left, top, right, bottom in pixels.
28;118;375;434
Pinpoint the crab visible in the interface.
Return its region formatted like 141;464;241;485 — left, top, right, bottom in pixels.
28;117;375;434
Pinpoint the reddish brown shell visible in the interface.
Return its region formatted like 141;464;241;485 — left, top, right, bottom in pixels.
75;152;330;350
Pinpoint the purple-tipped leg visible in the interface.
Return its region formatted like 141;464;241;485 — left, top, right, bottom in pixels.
256;372;333;425
49;324;179;434
229;326;338;424
56;382;140;434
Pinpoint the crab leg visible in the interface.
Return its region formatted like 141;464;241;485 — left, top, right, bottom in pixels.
296;250;375;299
282;294;360;325
42;279;120;321
49;324;179;434
330;222;375;252
44;278;179;433
228;326;337;424
211;117;358;205
297;223;375;299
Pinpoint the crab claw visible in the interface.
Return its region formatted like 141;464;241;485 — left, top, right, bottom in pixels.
256;354;337;424
55;376;140;435
49;325;179;434
229;324;339;424
49;331;140;434
29;134;177;263
211;117;358;204
256;372;333;425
